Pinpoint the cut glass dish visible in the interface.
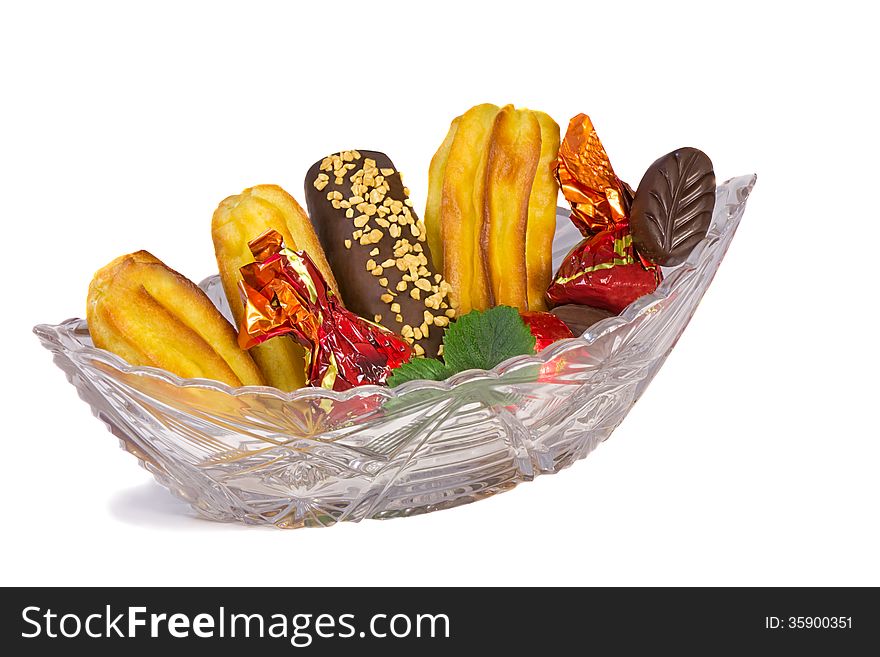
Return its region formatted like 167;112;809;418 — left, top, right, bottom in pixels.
34;175;756;528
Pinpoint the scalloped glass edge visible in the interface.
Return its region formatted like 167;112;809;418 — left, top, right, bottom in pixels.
35;175;755;402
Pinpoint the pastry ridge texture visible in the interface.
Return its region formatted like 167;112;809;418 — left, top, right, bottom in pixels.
483;105;542;310
437;103;500;314
425;103;560;314
525;111;561;311
212;184;336;391
87;250;264;387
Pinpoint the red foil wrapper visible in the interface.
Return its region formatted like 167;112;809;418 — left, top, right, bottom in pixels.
519;311;574;352
546;230;662;313
549;113;662;313
557;113;631;236
238;230;412;391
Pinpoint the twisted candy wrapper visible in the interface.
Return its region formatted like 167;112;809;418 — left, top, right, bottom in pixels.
548;114;661;311
557;113;633;236
547;229;661;313
238;230;412;391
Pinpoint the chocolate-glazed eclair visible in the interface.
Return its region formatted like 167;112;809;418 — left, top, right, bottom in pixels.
305;150;454;358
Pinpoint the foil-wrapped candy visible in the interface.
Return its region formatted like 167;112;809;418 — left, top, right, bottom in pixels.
546;229;661;313
237;230;412;391
557;113;632;236
519;311;574;352
547;114;661;311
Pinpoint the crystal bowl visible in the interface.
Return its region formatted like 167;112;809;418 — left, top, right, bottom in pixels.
34;175;755;528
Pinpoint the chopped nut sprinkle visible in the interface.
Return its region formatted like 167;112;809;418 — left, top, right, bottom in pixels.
315;150;457;353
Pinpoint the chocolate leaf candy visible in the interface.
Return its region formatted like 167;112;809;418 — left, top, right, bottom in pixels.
630;148;715;267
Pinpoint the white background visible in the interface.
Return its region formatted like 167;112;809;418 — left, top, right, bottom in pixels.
1;0;878;586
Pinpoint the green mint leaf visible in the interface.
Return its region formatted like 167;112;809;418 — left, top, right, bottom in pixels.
442;305;536;373
386;306;536;387
387;357;450;387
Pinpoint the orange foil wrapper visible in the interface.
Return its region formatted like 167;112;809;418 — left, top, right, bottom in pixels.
548;114;661;312
557;113;632;236
238;230;412;391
